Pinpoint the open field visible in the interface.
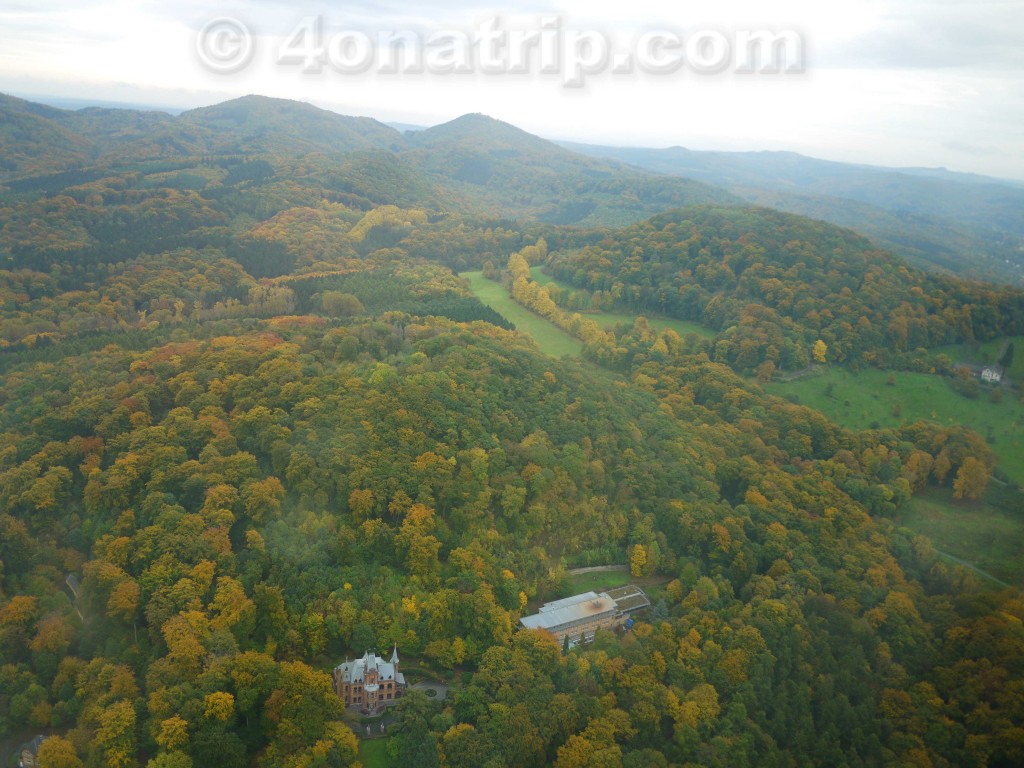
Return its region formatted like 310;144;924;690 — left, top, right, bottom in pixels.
566;569;633;595
766;366;1024;486
530;266;575;292
564;569;671;604
462;270;715;359
934;334;1024;381
358;738;389;768
588;311;717;339
897;486;1024;587
461;271;583;357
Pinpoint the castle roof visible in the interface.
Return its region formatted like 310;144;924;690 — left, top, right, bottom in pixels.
335;650;405;686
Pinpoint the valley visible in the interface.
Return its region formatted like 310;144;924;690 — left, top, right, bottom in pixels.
0;91;1022;768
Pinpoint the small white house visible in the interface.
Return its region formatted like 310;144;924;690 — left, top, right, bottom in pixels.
981;366;1003;384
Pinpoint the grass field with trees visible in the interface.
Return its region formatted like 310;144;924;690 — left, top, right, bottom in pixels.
897;486;1024;586
766;366;1024;485
461;270;583;357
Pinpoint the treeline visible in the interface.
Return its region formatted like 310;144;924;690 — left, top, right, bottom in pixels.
504;245;613;346
1;311;1019;767
544;206;1024;371
288;268;513;329
0;245;511;353
501;249;996;508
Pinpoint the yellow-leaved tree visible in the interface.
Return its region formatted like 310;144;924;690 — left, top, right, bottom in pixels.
952;456;990;501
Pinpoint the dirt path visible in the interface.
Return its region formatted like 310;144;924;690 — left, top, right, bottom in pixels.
936;550;1014;589
566;564;628;575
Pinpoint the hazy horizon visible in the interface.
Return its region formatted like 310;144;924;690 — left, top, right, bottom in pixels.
2;1;1022;180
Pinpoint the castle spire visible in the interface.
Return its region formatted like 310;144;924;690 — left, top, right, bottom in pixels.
390;643;400;665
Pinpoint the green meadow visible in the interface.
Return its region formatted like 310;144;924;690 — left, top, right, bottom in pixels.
934;335;1024;381
357;737;390;768
565;569;633;595
766;366;1024;486
462;270;715;359
897;486;1024;587
461;271;583;358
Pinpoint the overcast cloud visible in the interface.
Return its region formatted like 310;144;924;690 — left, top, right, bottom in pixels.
0;0;1021;179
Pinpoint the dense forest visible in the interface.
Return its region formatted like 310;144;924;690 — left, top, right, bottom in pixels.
538;207;1024;371
564;141;1024;285
1;93;1023;768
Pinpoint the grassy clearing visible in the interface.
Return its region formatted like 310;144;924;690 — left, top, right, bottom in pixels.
462;270;714;359
934;334;1024;380
766;367;1024;486
530;267;574;292
461;271;583;358
566;570;671;600
358;737;390;768
566;569;632;595
898;486;1024;586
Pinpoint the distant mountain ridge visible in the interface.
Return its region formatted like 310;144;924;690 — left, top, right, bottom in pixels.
179;95;405;155
0;93;735;227
562;141;1024;284
2;91;1023;274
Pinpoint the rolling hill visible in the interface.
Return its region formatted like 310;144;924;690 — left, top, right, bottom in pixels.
0;93;736;227
1;88;1023;768
564;141;1024;284
0;93;94;175
179;95;405;155
402;113;738;225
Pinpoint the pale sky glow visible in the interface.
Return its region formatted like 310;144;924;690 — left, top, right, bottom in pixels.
1;0;1022;179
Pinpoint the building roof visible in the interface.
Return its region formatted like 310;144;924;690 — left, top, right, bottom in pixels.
519;585;651;633
605;584;652;613
335;650;405;686
520;594;616;631
18;736;45;768
538;591;602;613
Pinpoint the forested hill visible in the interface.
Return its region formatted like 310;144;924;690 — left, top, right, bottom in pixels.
1;89;1023;768
179;97;406;156
563;141;1024;284
544;206;1024;370
0;93;735;227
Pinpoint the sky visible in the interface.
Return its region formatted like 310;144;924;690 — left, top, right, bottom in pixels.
1;0;1022;179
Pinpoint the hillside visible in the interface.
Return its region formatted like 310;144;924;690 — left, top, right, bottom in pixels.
305;109;739;223
0;93;735;227
565;141;1024;284
542;205;1024;371
403;114;738;226
0;93;94;176
0;90;1023;768
179;95;405;155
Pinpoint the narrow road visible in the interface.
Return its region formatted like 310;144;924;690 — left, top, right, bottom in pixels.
567;565;627;575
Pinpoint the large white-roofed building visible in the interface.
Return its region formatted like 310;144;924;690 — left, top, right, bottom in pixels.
519;584;650;646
